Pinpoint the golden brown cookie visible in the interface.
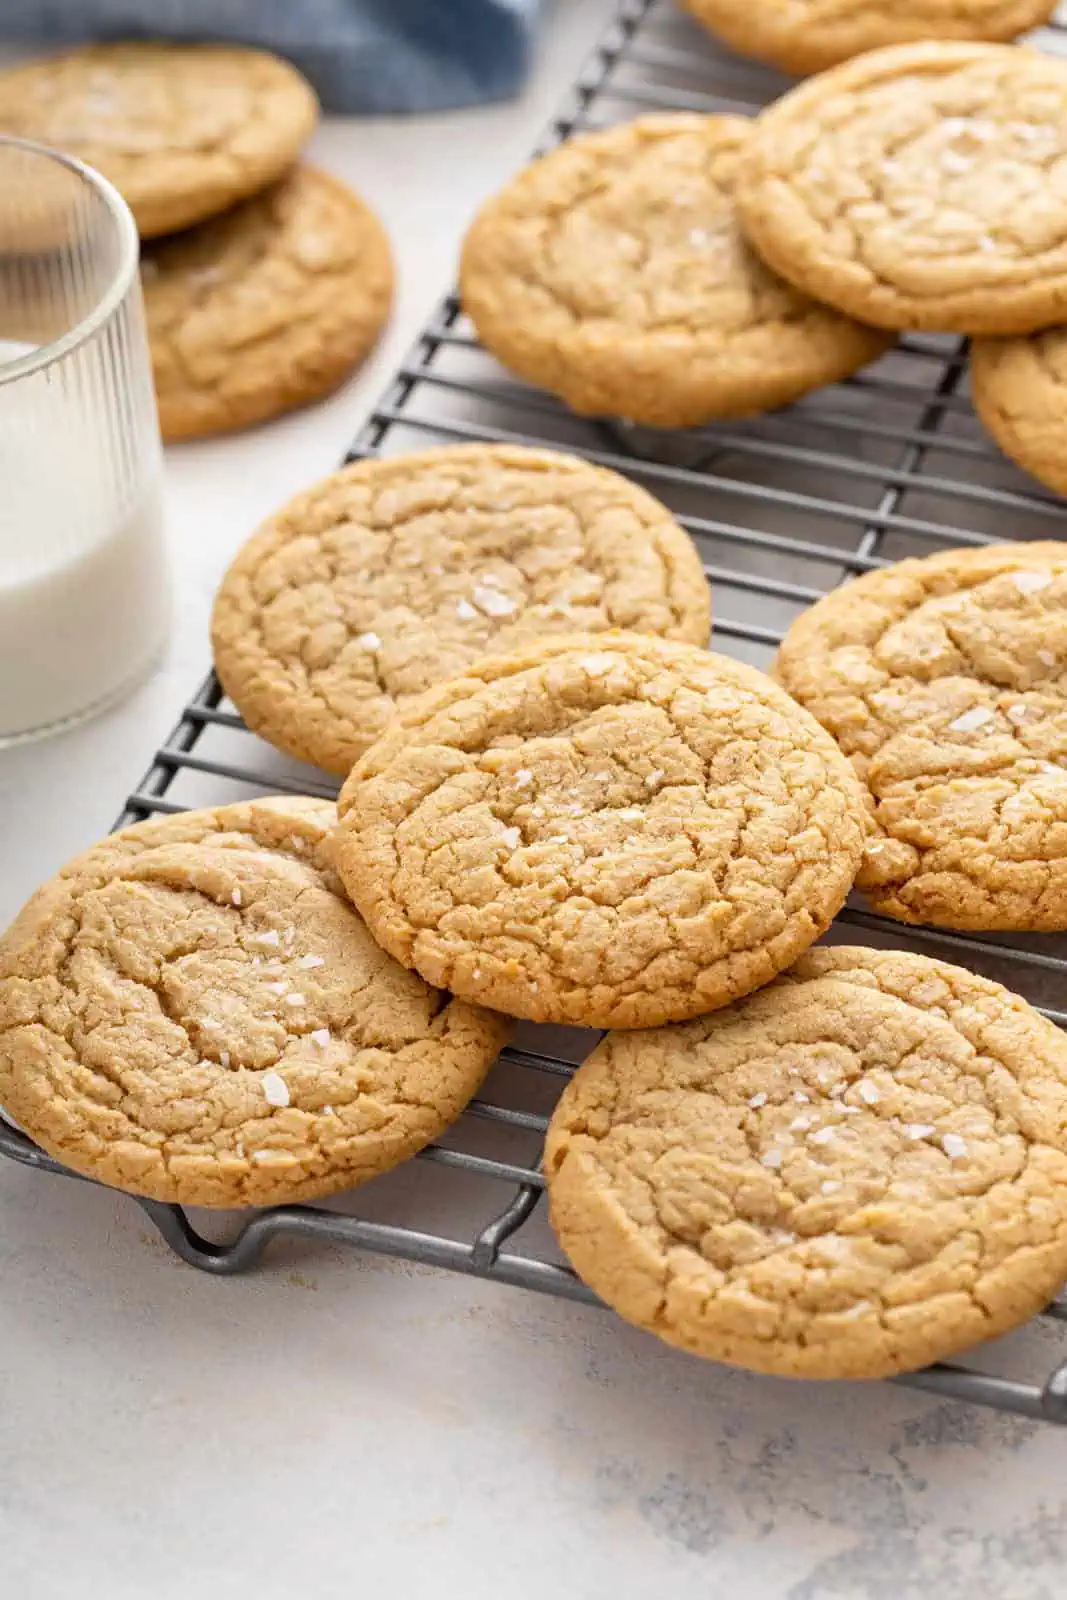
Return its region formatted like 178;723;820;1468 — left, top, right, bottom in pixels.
211;445;711;774
736;43;1067;335
143;165;393;442
545;945;1067;1380
459;113;891;427
0;797;510;1208
0;44;318;238
777;542;1067;930
971;326;1067;495
681;0;1055;77
332;632;868;1029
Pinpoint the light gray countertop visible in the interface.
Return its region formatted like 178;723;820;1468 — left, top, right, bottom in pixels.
2;6;1066;1596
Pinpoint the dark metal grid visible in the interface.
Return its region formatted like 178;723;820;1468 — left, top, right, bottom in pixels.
5;0;1067;1422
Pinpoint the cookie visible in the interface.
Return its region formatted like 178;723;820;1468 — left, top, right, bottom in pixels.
143;165;393;442
680;0;1056;77
0;797;510;1208
459;113;891;428
736;43;1067;335
211;445;711;774
777;542;1067;930
332;632;869;1029
545;945;1067;1380
971;326;1067;496
0;44;318;238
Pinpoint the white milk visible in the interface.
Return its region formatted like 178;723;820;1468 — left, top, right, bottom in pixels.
0;341;170;740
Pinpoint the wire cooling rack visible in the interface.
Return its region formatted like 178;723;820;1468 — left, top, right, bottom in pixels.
6;0;1067;1423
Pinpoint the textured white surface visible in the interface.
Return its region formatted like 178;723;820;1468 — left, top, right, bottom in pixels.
3;7;1067;1597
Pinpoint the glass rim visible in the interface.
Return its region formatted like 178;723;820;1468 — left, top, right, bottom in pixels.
0;133;140;389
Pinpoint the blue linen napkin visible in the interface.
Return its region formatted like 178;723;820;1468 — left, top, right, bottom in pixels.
0;0;543;112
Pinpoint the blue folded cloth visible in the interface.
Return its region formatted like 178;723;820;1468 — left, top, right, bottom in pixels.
0;0;543;112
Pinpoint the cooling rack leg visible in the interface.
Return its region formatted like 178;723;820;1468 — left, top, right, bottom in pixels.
135;1200;267;1275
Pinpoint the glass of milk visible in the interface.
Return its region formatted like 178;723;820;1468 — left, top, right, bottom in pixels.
0;136;169;745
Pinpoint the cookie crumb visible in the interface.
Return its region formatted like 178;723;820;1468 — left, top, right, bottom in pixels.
1038;650;1056;667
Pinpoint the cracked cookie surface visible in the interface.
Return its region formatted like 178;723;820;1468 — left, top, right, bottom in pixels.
777;542;1067;930
0;797;510;1208
0;43;318;237
143;165;392;442
211;445;711;774
333;633;868;1029
736;43;1067;334
459;113;890;427
545;945;1067;1378
681;0;1055;77
971;325;1067;495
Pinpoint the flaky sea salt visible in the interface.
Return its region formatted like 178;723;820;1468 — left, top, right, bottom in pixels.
821;1180;841;1195
284;993;306;1007
645;769;664;789
500;826;522;849
298;954;325;970
1006;704;1030;725
255;930;281;948
355;631;381;650
791;1115;815;1131
456;598;478;620
310;1029;331;1048
219;1050;231;1068
231;888;243;907
1038;650;1056;667
748;1092;768;1108
262;1071;290;1108
949;706;993;733
904;1123;936;1140
514;769;533;787
857;1081;880;1105
265;982;288;995
942;1133;968;1160
473;585;517;617
1014;570;1051;594
761;1149;783;1170
809;1128;835;1146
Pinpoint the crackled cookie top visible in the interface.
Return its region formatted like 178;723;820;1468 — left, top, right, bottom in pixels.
0;44;318;237
545;945;1067;1379
777;542;1067;930
459;113;890;428
212;446;711;774
681;0;1055;77
0;798;509;1208
143;166;392;442
972;325;1067;497
736;43;1067;335
333;633;868;1029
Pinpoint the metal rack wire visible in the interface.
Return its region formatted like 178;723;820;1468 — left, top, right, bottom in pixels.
5;0;1067;1421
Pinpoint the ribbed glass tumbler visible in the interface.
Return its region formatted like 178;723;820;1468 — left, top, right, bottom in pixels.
0;136;169;745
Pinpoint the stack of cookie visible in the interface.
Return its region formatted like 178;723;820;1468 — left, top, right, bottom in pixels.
7;436;1067;1386
0;43;393;440
459;37;1067;498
